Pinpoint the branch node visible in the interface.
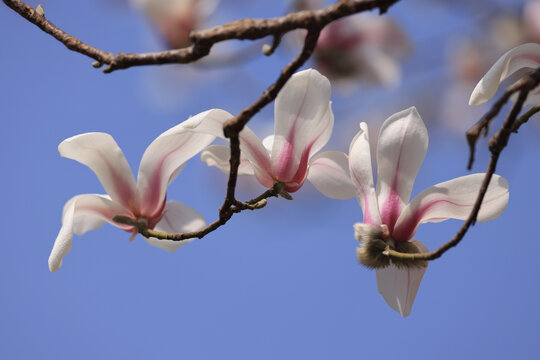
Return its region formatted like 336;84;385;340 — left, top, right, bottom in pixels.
92;61;103;68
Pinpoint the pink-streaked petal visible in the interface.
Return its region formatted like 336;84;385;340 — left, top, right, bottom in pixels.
392;174;509;242
376;239;428;317
307;151;355;200
185;108;273;185
137;111;225;218
145;200;206;252
469;43;540;106
349;123;381;225
58;133;137;212
271;69;334;185
200;145;255;176
48;194;132;272
376;107;428;232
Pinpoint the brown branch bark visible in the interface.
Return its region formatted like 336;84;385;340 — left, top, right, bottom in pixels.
3;0;399;73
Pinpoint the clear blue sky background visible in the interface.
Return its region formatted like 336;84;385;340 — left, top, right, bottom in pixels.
1;1;538;359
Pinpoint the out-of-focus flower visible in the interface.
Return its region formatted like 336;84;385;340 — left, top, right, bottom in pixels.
48;109;232;272
469;43;540;106
131;0;219;48
186;69;333;193
293;0;409;87
308;107;509;316
315;14;409;87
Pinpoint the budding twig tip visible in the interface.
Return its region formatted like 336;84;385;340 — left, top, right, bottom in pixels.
262;44;272;56
36;4;45;17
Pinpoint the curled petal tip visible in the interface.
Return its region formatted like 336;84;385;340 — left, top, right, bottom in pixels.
49;203;76;272
469;43;540;106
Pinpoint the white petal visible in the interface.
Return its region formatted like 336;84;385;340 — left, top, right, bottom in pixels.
137;110;225;218
307;151;355;200
469;43;540;105
271;69;334;185
376;107;428;231
145;200;206;252
58;133;137;211
376;239;428;317
349;123;381;225
392;174;509;242
49;200;75;272
185;108;273;186
48;194;131;272
262;135;274;153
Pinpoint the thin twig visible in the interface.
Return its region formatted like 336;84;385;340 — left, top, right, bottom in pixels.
466;67;540;169
511;104;540;133
113;182;285;241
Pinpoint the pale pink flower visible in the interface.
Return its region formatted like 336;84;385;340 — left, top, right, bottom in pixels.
187;68;334;193
48;109;232;272
308;107;509;316
131;0;219;49
469;43;540;106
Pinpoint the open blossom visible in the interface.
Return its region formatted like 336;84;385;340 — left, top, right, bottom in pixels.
131;0;219;49
48;109;232;272
186;68;334;193
469;43;540;106
308;107;509;316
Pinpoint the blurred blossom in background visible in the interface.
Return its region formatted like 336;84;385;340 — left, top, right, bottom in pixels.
1;0;540;359
293;0;410;89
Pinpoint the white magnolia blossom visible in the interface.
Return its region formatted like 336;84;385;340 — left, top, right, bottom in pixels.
308;107;509;317
469;43;540;106
49;109;232;272
187;68;334;193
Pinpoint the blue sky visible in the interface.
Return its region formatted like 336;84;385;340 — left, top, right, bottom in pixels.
1;1;538;359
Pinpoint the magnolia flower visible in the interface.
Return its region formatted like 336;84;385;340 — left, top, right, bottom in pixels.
469;43;540;106
131;0;219;49
186;68;333;193
48;109;232;272
308;107;509;317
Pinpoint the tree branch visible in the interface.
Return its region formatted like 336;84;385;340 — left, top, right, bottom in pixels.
511;104;540;133
3;0;399;73
466;67;540;170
